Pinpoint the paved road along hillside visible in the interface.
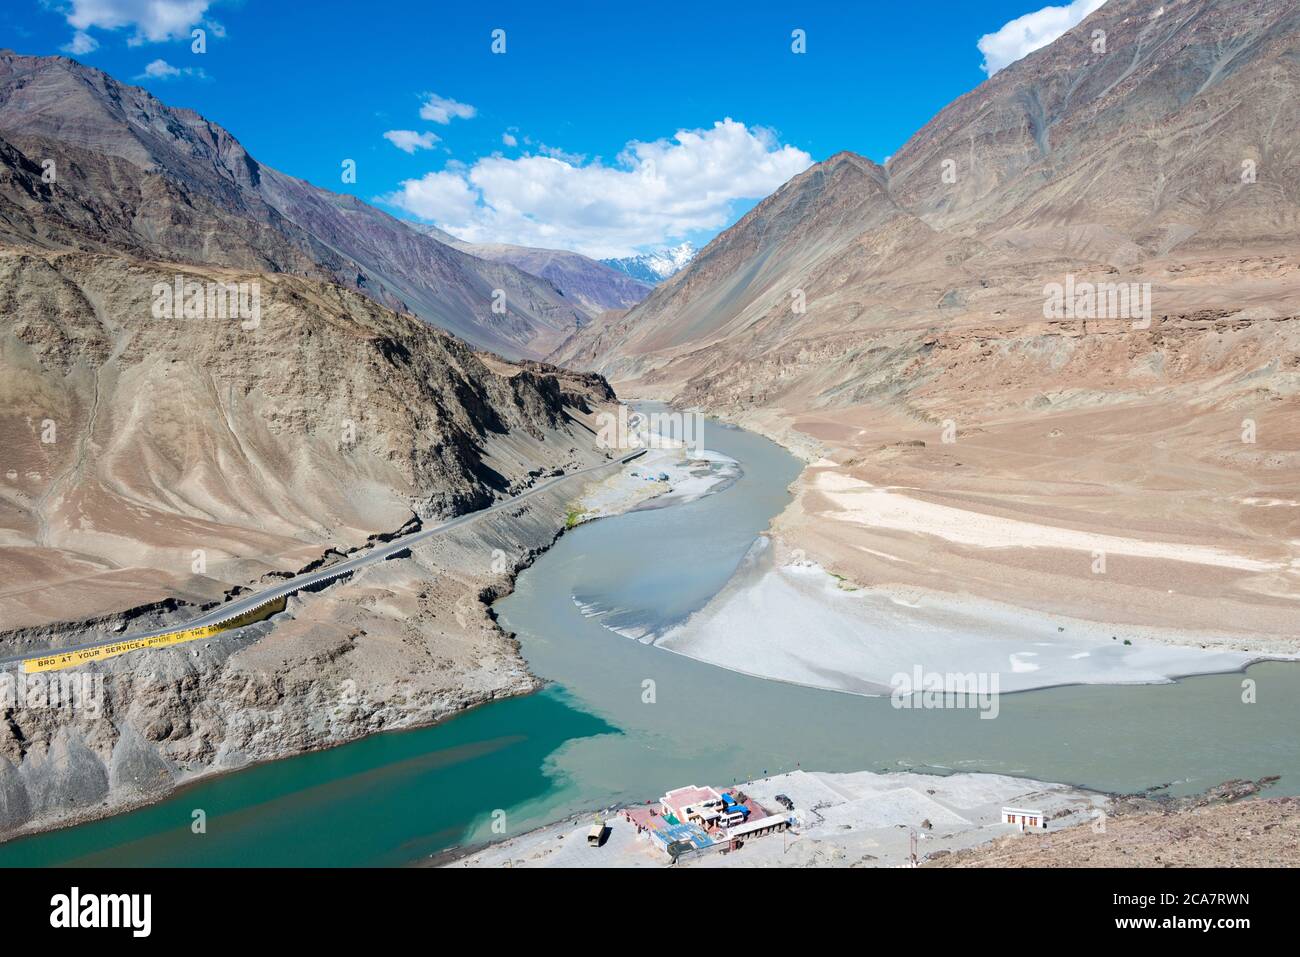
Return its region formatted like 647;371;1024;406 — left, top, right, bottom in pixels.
1;451;643;671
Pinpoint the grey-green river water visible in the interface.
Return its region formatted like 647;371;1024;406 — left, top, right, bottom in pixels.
1;417;1295;866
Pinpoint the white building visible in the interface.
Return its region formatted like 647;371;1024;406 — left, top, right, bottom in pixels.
660;785;724;824
1001;807;1047;832
724;814;792;842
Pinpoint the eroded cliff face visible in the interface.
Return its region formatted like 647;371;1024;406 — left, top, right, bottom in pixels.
0;246;620;840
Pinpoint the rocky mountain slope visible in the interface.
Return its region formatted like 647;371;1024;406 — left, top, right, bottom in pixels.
556;0;1300;385
0;53;629;836
413;225;653;316
0;243;615;629
0;244;620;839
552;0;1300;642
0;51;585;360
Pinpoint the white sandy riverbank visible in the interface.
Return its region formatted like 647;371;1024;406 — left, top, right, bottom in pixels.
570;439;739;522
654;538;1273;696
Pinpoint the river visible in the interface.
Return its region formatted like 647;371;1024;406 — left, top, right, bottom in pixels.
0;416;1295;866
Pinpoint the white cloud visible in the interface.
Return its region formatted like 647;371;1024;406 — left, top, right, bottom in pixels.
977;0;1106;76
418;93;476;125
61;0;215;44
135;57;206;80
383;169;480;225
538;143;587;164
378;118;813;258
141;58;180;78
383;130;440;153
61;31;100;55
502;132;518;147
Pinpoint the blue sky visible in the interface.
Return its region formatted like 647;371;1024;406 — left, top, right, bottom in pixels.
3;1;1104;257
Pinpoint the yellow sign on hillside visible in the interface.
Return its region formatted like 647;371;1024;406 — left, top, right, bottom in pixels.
22;596;287;673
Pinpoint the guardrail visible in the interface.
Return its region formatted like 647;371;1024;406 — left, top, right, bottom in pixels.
22;594;290;674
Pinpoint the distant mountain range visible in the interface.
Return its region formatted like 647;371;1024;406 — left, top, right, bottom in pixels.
601;242;697;284
410;225;652;316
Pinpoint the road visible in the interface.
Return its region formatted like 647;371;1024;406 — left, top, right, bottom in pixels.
0;451;643;670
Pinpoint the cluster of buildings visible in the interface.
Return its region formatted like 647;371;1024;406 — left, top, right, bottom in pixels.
620;784;793;861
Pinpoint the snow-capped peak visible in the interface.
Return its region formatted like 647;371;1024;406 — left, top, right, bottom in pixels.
600;242;697;284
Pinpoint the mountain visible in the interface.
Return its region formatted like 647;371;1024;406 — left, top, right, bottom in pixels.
0;47;625;638
557;0;1300;396
0;245;619;837
0;250;612;598
411;223;468;247
552;0;1300;645
601;242;696;284
0;51;585;360
552;152;935;382
410;225;653;316
0;52;627;836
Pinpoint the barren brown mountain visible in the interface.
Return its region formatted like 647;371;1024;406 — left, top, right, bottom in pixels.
0;51;587;359
0;241;620;837
0;53;626;836
554;0;1300;643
